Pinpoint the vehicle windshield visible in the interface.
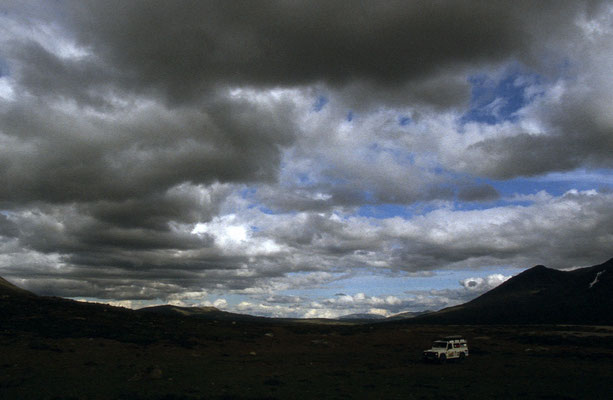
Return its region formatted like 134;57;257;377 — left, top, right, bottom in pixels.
432;341;447;349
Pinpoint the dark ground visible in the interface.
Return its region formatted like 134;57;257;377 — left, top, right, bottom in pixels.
2;320;613;400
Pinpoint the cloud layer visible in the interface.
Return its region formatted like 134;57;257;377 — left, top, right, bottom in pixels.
1;1;613;316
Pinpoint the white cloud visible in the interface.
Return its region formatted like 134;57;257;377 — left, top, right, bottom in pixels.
196;298;228;309
192;214;283;256
369;308;390;317
460;274;511;292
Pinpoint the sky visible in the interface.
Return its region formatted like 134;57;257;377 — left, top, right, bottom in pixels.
1;1;613;318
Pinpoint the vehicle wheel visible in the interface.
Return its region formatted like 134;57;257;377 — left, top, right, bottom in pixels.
459;352;466;362
439;354;446;364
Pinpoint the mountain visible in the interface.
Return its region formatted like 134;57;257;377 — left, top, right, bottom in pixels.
386;310;433;320
411;258;613;325
0;276;34;297
137;304;272;322
138;304;222;316
337;313;387;321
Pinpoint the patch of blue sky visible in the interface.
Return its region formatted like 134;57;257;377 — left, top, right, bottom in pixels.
399;267;513;292
281;266;522;301
486;169;613;200
416;265;521;289
312;95;329;112
357;204;411;219
361;190;376;203
257;206;277;215
237;186;277;214
365;142;415;166
239;186;257;199
357;201;447;220
169;293;246;310
276;271;350;298
386;149;414;165
355;168;610;218
432;165;448;176
209;293;247;308
534;168;613;188
451;198;511;212
494;179;578;199
439;164;612;207
461;67;544;125
399;115;412;126
332;271;427;296
296;173;312;185
0;57;9;77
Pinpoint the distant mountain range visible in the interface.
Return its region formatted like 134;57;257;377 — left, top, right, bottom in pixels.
337;313;387;321
2;258;612;327
410;258;613;325
138;304;275;322
336;311;433;321
386;310;434;320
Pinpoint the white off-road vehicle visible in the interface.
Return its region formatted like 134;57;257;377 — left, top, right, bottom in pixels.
422;336;469;363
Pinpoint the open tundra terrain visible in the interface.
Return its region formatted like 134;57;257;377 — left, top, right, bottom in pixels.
2;318;613;400
2;260;613;399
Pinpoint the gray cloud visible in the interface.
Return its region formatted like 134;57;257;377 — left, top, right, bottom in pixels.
0;214;19;238
1;1;612;316
0;94;297;205
457;184;500;202
6;1;599;107
62;1;521;99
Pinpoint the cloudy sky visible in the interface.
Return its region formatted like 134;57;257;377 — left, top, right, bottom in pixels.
1;1;612;318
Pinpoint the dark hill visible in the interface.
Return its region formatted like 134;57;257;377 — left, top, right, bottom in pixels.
0;276;34;297
0;281;207;345
138;304;221;316
137;304;272;322
412;258;613;325
338;313;387;321
386;310;433;320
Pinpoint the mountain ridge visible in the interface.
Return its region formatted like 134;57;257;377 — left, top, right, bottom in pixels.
0;276;35;297
410;258;613;325
2;258;612;326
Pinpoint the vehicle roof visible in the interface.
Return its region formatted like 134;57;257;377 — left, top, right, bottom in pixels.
441;335;465;340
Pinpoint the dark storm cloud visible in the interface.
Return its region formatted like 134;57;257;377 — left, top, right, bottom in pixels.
0;93;296;205
0;213;19;238
5;39;114;109
466;123;613;180
37;0;595;107
83;184;230;230
10;206;208;256
466;134;579;179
